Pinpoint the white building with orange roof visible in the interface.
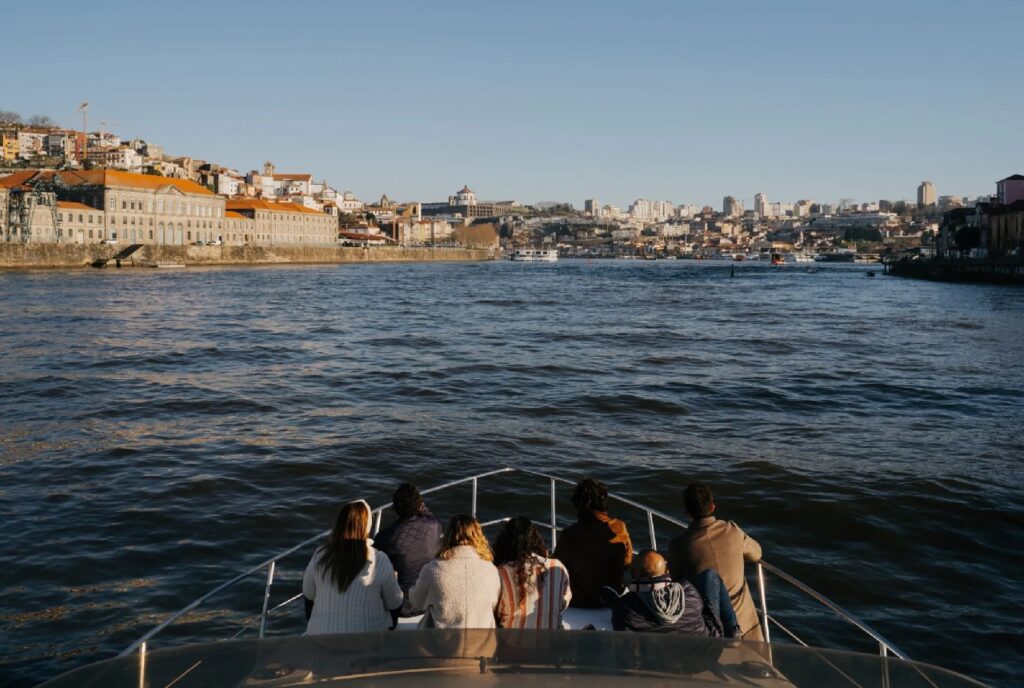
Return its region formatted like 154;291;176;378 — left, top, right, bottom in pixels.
225;198;336;246
1;168;226;245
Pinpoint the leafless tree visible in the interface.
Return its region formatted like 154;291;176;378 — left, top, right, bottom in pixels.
28;114;58;127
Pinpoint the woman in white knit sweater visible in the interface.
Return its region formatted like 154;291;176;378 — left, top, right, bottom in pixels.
302;499;403;634
409;514;501;628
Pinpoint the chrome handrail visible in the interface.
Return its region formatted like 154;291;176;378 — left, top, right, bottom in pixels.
119;466;907;662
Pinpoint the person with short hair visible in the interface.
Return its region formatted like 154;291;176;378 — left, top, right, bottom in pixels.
375;482;444;617
553;478;633;608
668;483;763;640
605;549;722;635
409;515;501;628
493;516;572;629
302;499;404;634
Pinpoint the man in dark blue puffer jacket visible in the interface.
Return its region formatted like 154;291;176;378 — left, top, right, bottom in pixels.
375;482;444;617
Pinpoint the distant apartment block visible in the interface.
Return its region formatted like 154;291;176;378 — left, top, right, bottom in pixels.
917;181;936;208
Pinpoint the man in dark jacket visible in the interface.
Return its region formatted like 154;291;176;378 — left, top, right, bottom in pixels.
554;478;633;607
605;550;722;636
374;482;443;617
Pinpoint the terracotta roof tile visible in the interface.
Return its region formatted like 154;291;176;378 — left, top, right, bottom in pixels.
57;201;99;211
0;168;215;196
227;199;327;216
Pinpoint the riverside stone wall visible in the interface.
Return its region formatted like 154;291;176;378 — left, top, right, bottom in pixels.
0;243;495;269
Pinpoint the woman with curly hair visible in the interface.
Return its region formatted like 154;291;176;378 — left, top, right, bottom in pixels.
493;517;571;629
409;514;501;628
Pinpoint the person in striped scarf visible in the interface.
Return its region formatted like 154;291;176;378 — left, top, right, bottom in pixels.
493;517;572;629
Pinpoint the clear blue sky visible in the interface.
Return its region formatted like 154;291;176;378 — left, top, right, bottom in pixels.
5;0;1022;209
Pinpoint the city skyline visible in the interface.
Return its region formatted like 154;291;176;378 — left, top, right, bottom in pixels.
4;1;1022;207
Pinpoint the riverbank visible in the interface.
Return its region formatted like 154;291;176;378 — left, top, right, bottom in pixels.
886;256;1024;284
0;244;495;269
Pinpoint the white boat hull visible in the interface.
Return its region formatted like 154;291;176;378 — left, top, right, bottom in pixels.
511;249;558;262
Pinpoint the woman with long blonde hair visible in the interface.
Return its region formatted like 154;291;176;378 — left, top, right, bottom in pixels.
409;514;500;628
302;499;403;634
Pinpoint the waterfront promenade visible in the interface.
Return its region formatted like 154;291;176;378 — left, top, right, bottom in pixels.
0;243;494;270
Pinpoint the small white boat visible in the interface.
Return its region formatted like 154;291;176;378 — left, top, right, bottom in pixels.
511;248;558;262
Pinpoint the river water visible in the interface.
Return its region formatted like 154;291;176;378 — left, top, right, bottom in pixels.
0;260;1021;687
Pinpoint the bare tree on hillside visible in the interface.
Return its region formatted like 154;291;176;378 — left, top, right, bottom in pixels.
28;114;58;127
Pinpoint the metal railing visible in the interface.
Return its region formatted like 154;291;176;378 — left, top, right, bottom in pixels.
119;466;908;663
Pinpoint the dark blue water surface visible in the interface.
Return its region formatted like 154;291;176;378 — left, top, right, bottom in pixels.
0;260;1022;687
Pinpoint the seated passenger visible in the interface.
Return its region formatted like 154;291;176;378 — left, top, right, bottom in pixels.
667;483;764;640
374;482;444;617
302;499;403;634
605;549;722;636
409;515;501;629
554;478;633;607
493;516;572;629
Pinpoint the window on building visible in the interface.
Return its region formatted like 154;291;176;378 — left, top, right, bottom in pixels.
78;214;83;222
187;231;191;240
149;230;153;240
122;200;126;210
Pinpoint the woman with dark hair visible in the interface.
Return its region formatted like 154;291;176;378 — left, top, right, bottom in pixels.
553;477;633;608
409;515;500;628
493;517;571;629
302;499;403;634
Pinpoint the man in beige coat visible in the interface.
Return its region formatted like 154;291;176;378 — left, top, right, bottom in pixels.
667;483;764;640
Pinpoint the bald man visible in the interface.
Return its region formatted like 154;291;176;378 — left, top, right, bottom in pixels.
604;550;722;636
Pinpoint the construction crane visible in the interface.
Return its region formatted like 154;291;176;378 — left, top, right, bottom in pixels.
78;101;88;162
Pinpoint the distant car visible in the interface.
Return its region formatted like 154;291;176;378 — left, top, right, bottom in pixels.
210;240;222;246
102;239;118;245
194;240;205;246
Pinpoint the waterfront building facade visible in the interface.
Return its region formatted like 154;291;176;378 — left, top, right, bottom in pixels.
0;181;59;243
0;168;225;245
986;202;1024;257
58;201;106;244
225;198;337;246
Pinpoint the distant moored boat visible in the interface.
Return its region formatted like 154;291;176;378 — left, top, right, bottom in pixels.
511;248;558;262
